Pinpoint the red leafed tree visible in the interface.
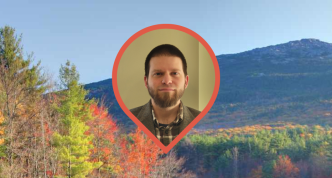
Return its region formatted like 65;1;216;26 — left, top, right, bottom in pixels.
86;103;119;177
119;127;163;177
33;121;53;143
273;155;300;178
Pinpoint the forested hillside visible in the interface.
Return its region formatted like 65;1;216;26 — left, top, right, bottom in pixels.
86;39;332;130
2;25;332;177
179;123;332;177
82;39;332;177
0;26;193;177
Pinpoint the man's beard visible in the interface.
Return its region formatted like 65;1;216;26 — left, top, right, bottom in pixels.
147;83;185;108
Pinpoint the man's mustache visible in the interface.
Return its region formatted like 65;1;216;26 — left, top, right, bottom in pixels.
158;88;176;90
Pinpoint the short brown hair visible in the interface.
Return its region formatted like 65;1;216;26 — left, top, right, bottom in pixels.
145;44;187;77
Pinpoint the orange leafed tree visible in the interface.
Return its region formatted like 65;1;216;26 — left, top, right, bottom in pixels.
86;104;120;176
273;155;300;178
248;166;262;178
119;127;163;177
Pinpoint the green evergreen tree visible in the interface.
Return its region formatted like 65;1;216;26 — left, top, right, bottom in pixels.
0;26;48;177
262;160;276;178
52;60;101;178
326;135;332;162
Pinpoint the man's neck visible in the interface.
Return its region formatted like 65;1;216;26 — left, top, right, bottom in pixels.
151;99;181;125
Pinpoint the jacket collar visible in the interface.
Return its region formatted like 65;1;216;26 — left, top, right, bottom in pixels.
137;100;155;135
137;100;194;136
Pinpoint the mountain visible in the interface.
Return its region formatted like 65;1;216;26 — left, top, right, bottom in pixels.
85;39;332;130
205;38;332;129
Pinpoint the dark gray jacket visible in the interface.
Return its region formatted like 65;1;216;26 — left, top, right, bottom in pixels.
130;100;201;136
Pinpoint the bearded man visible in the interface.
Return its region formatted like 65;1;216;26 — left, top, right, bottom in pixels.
130;44;201;146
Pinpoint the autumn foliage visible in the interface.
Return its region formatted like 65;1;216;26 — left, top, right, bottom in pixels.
273;155;299;178
86;104;121;176
88;104;117;143
119;127;163;177
5;24;332;177
0;111;4;145
248;166;262;178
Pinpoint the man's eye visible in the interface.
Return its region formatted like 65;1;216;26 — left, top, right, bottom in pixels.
155;73;161;76
173;72;179;75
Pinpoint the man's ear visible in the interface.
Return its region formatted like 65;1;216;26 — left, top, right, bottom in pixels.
144;76;148;89
184;75;189;89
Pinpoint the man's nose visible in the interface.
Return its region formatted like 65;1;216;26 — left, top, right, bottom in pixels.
162;73;172;84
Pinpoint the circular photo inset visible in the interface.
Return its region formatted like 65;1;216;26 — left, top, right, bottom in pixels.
112;24;219;151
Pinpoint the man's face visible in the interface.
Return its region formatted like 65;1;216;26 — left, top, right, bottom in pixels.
144;55;189;108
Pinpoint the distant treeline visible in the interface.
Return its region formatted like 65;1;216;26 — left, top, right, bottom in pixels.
176;124;332;177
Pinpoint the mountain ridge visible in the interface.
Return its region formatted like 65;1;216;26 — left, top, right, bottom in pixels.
219;38;332;56
85;38;332;130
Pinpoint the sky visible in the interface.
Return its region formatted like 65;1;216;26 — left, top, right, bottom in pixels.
1;0;331;84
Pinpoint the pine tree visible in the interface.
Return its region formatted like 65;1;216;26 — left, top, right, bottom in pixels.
0;26;48;177
52;61;101;178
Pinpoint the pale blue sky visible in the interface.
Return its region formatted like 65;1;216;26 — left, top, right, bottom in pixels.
1;0;331;84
